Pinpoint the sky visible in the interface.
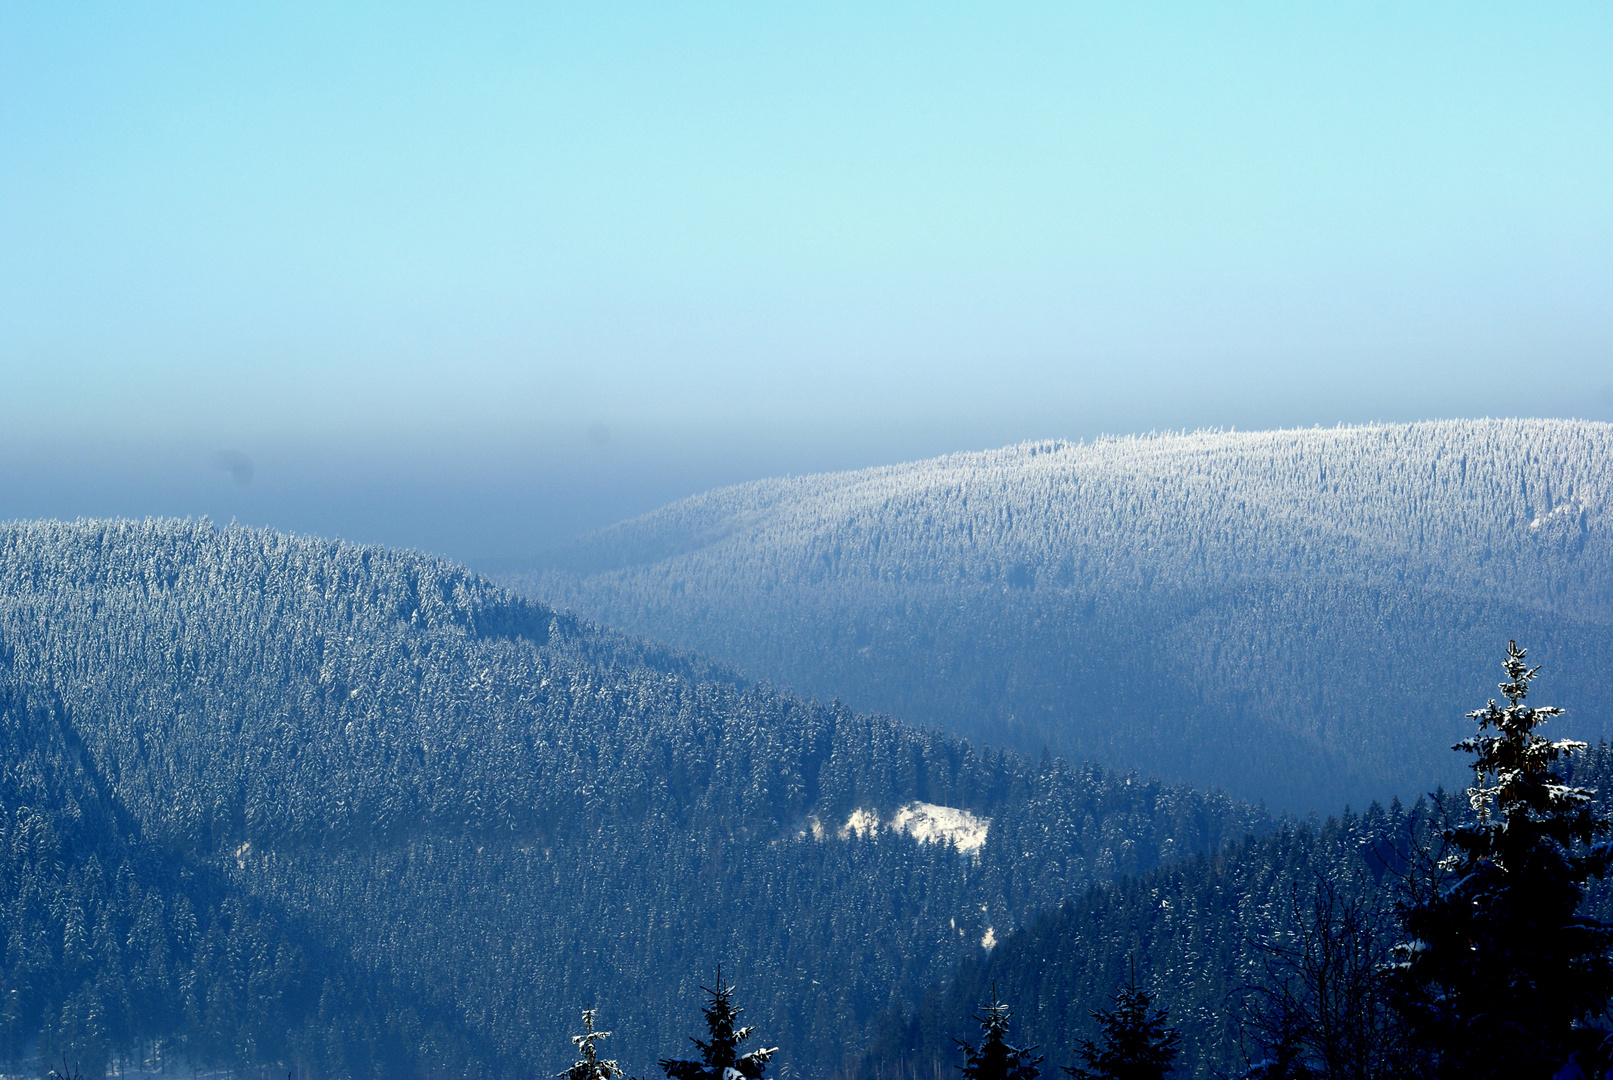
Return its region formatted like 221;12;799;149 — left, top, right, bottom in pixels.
3;2;1610;567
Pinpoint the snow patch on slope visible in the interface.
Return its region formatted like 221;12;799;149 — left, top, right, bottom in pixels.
839;808;882;840
1530;501;1587;530
891;802;990;853
834;802;990;854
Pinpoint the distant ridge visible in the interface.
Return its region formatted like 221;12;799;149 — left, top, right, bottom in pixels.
508;419;1613;810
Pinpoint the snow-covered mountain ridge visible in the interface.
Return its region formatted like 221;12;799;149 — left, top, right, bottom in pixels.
511;420;1613;810
538;420;1611;614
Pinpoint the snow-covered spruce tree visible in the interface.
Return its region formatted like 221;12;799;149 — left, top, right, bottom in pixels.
953;987;1043;1080
659;970;777;1080
1062;967;1180;1080
563;1009;626;1080
1391;641;1613;1077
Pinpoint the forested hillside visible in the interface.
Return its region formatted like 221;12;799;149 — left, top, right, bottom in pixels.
865;801;1419;1080
868;743;1613;1079
510;419;1613;810
0;520;1264;1079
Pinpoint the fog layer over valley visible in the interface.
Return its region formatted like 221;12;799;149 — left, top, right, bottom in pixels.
511;419;1613;811
0;520;1264;1078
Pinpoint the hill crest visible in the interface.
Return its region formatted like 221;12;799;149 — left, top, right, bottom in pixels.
511;419;1613;810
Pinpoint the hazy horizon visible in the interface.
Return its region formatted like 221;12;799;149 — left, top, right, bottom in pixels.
4;3;1610;567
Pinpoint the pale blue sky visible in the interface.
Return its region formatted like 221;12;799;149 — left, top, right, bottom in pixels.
2;3;1610;563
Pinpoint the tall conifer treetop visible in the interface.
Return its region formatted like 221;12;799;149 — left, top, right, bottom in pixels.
1458;640;1599;837
954;987;1043;1080
1062;967;1181;1080
563;1010;625;1080
659;970;777;1080
1392;641;1613;1076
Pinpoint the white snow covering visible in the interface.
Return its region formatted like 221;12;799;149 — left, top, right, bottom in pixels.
836;802;989;853
889;802;990;853
839;808;882;839
529;419;1613;619
1530;500;1586;530
981;926;997;950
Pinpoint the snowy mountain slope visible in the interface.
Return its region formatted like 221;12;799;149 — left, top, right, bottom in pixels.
0;520;1261;1078
509;420;1613;810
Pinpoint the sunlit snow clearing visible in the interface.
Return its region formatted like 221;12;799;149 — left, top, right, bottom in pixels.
833;802;989;854
839;808;882;840
891;802;990;853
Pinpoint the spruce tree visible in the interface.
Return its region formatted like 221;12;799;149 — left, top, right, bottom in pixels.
563;1009;625;1080
953;987;1043;1080
1063;966;1180;1080
659;969;778;1080
1391;641;1613;1076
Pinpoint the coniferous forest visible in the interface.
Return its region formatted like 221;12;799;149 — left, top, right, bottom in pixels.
513;419;1613;812
0;519;1263;1078
2;510;1612;1078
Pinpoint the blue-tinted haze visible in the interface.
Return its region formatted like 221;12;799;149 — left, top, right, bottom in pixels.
2;2;1609;565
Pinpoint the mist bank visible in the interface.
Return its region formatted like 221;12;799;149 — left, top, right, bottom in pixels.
0;427;933;569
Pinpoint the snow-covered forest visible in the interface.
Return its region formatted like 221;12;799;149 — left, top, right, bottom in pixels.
3;512;1612;1077
511;419;1613;811
0;520;1268;1078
